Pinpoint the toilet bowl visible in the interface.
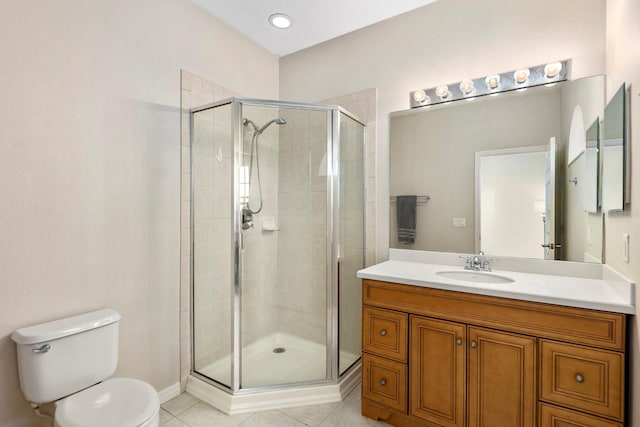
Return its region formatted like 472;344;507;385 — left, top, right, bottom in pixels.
55;378;159;427
12;309;159;427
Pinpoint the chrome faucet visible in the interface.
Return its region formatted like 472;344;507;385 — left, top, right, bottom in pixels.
460;252;495;272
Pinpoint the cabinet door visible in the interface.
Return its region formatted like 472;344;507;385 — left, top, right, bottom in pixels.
468;327;536;427
410;316;466;427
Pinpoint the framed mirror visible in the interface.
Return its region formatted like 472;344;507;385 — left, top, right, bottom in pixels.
602;84;626;211
389;75;605;263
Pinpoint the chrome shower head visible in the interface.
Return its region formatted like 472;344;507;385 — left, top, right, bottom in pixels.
257;117;287;134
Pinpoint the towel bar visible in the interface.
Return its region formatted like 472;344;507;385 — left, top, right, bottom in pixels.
389;195;430;204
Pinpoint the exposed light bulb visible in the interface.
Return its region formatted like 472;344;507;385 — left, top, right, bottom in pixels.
412;89;429;104
544;62;562;79
459;80;475;96
435;85;450;100
485;75;500;90
514;68;530;84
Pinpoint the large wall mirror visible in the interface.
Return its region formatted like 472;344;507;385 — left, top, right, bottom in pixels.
389;75;606;263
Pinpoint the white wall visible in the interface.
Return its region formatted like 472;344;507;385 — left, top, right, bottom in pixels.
0;1;278;425
280;0;606;262
605;0;640;424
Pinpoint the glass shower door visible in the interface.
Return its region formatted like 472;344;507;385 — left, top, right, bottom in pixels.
239;103;331;388
191;102;234;388
338;112;365;375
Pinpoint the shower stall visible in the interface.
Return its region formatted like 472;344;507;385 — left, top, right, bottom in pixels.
188;98;365;412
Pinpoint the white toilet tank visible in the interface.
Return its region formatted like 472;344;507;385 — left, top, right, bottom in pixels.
11;309;122;403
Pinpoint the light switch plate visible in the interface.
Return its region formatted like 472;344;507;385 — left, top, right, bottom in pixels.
623;234;630;263
452;217;466;227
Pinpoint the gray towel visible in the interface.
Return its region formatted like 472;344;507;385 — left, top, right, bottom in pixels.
396;195;417;244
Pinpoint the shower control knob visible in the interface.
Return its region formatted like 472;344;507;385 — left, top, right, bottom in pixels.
380;379;387;386
380;330;387;337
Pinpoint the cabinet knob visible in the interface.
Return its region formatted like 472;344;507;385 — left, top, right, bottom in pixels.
380;378;387;386
380;329;387;337
575;374;584;383
456;338;462;346
470;341;477;348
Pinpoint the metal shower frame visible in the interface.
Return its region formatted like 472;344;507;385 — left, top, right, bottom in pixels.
189;97;366;395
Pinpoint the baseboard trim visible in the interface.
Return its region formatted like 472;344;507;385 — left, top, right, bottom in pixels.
186;367;361;415
158;382;181;404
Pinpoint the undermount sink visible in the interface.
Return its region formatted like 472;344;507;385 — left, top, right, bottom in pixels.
436;270;515;284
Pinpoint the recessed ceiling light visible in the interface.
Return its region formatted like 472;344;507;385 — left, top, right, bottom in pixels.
269;13;292;29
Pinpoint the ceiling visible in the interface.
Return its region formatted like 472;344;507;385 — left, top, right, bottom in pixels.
189;0;440;57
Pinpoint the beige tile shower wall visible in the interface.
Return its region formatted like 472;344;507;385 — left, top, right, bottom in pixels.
181;71;240;389
275;109;328;345
321;89;377;267
239;105;280;347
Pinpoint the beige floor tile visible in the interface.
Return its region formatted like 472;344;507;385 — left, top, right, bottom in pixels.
239;410;307;426
177;402;253;427
161;393;200;416
160;408;175;425
280;402;339;426
162;418;189;427
318;395;391;427
346;384;362;401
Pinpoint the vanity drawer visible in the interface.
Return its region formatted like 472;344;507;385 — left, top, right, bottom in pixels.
540;340;624;421
363;306;408;362
539;403;622;427
362;353;407;413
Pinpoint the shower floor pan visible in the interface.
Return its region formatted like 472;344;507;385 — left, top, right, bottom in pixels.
198;332;359;388
188;332;361;414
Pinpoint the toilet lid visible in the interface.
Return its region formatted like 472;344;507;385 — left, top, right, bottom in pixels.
56;378;159;427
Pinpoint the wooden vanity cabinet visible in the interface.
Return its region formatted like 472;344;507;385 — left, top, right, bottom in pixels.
361;279;627;427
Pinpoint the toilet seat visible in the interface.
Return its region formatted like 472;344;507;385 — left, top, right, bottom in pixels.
55;378;159;427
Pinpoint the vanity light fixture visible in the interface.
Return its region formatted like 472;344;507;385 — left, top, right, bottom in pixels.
269;13;292;29
409;59;569;109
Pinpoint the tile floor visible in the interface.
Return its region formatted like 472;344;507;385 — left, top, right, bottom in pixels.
160;384;392;427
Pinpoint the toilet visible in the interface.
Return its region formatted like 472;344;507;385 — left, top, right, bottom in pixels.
12;309;160;427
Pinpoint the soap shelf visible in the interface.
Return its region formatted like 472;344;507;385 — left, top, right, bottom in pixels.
261;216;279;231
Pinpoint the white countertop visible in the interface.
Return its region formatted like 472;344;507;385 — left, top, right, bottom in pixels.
357;250;635;314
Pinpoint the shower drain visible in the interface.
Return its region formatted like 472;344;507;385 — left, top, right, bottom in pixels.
272;347;286;354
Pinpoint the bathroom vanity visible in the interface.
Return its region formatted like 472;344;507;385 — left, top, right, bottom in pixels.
357;250;634;427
